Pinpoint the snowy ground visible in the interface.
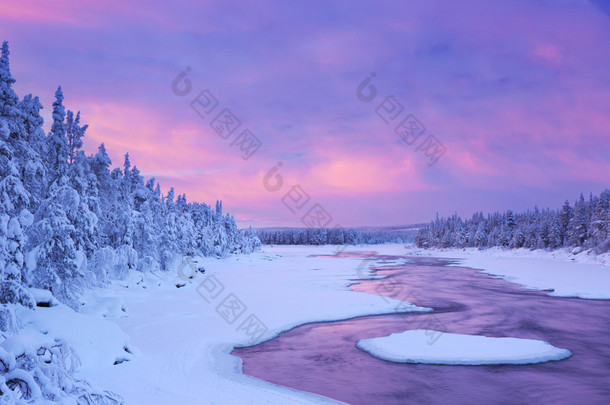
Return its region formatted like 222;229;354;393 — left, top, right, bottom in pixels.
14;244;610;403
356;330;572;365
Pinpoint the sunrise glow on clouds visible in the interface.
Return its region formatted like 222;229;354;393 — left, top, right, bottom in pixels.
1;0;609;227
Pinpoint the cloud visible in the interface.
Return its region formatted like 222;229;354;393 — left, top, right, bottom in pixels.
3;0;610;226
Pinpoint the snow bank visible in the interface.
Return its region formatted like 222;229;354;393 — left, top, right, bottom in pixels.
16;301;133;374
357;330;572;365
405;245;610;299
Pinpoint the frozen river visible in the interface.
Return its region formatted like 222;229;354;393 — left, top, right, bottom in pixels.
234;254;610;404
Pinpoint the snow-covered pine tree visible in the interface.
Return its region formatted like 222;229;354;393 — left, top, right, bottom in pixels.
0;42;18;121
567;194;588;247
133;178;162;272
547;216;563;249
474;221;488;248
30;183;82;309
159;187;180;269
588;190;610;252
0;42;32;286
17;94;47;208
45;87;68;187
65;110;87;166
68;151;100;258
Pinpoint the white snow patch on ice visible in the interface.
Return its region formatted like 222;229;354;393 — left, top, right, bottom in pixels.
357;330;572;365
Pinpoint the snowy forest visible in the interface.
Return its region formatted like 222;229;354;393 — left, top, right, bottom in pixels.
0;41;260;308
257;225;419;245
0;42;259;403
415;190;610;253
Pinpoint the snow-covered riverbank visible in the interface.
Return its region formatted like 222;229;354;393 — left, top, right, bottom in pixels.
11;244;610;403
28;246;427;404
404;245;610;299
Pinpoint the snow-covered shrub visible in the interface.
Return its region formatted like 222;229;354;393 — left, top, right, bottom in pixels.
0;346;15;374
0;282;34;309
3;368;41;401
88;247;116;286
136;256;159;273
0;306;19;336
0;334;123;404
597;238;610;254
111;245;138;280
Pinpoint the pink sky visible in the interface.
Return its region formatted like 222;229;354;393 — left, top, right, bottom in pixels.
2;0;609;227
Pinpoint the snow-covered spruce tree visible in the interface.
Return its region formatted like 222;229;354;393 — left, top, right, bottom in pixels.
175;193;195;255
566;194;588;248
17;94;47;208
90;143;115;249
474;221;488;248
189;201;213;255
132;178;162;272
547;216;564;250
66;110;87;166
587;190;610;252
159;187;180;270
211;200;228;256
0;45;38;367
0;42;18;121
0;118;30;285
27;87;87;308
241;226;261;253
68;150;100;258
30;182;84;309
45;87;68;188
0;41;34;298
107;154;139;280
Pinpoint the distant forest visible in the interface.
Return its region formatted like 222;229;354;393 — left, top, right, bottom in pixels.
415;190;610;253
257;225;422;245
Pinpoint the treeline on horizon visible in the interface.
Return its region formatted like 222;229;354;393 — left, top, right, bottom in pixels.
415;190;610;253
0;42;260;312
257;225;420;245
